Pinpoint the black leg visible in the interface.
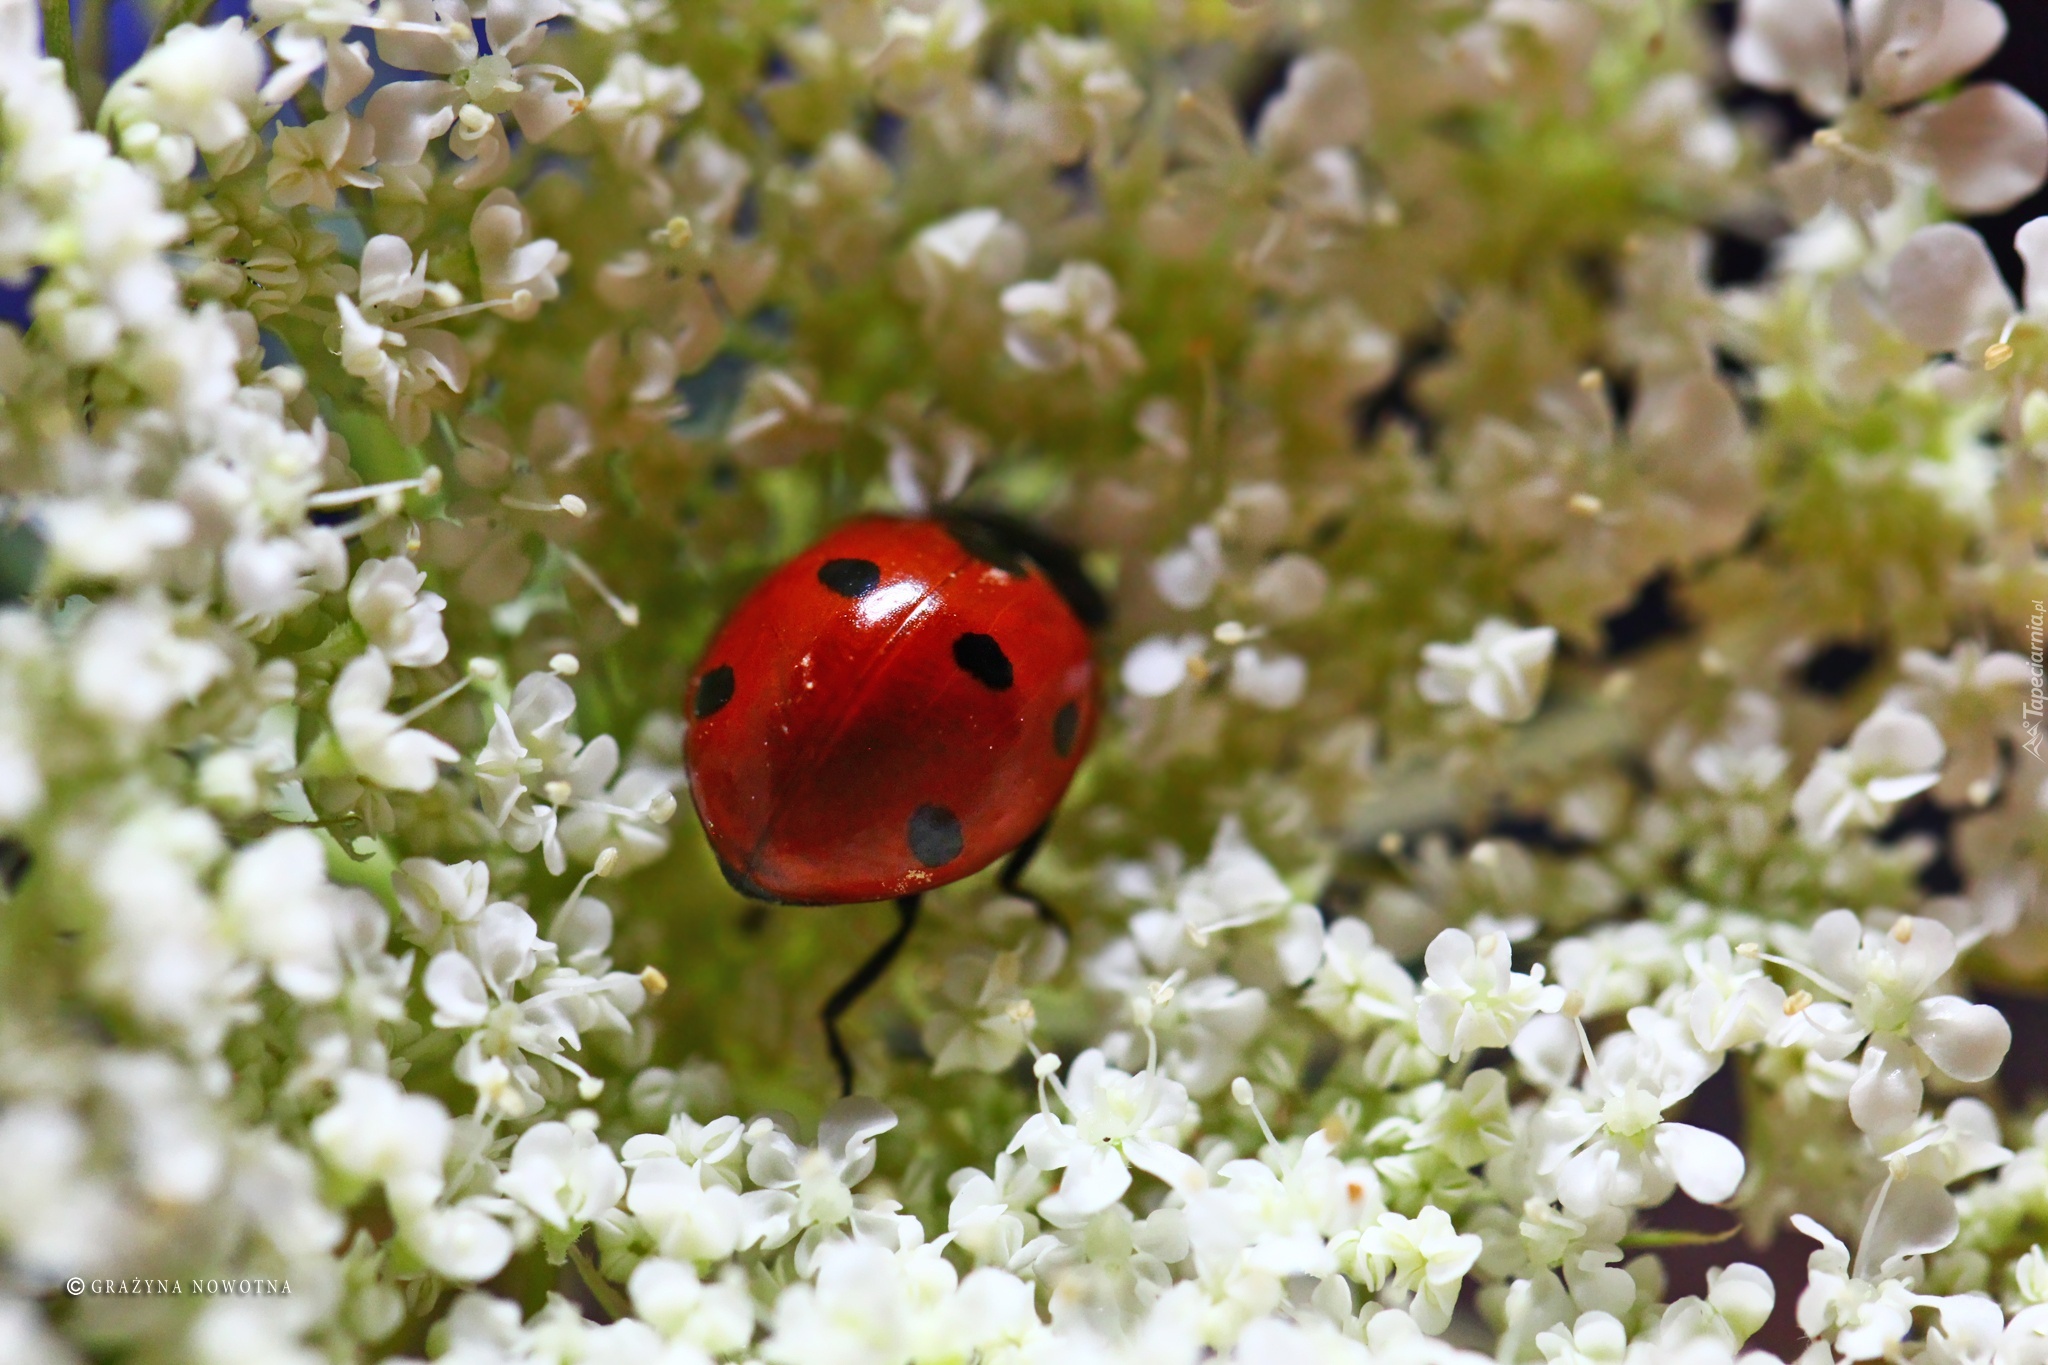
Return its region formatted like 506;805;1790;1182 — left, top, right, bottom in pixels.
823;894;921;1096
998;821;1068;939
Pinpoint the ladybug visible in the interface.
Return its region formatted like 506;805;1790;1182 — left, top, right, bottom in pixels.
683;509;1107;1089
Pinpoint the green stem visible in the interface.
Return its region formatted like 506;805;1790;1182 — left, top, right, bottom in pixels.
1620;1224;1742;1249
150;0;213;45
75;0;104;120
42;0;77;100
567;1243;630;1323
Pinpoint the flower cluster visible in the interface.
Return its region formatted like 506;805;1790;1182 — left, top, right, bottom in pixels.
4;0;2048;1362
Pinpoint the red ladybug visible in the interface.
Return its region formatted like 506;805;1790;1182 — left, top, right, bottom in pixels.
683;509;1105;1087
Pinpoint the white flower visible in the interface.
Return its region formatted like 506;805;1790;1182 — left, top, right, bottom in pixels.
0;1293;79;1365
1122;632;1208;698
1685;936;1788;1053
69;598;228;733
625;1149;792;1263
1011;29;1142;164
329;648;459;792
1729;0;2047;214
1894;640;2039;805
310;1070;451;1212
1418;619;1558;723
348;558;449;668
497;1118;626;1231
252;0;373;107
1793;1182;1962;1361
2004;1305;2048;1365
1001;261;1143;384
266;113;379;209
586;53;703;156
1536;1311;1629;1365
408;1199;515;1282
897;208;1026;333
1101;971;1268;1099
627;1259;755;1354
1793;706;1945;842
471;189;568;321
394;856;492;950
744;1098;897;1241
217;829;343;1002
1152;525;1225;610
222;527;347;625
1229;647;1308;711
1352;1206;1481;1333
422;897;641;1117
1795;910;2010;1136
1190;1126;1381;1285
36;497;190;587
1887;221;2027;356
1416;927;1565;1061
946;1154;1045;1266
726;367;849;467
870;0;991;111
1304;919;1417;1037
1254;50;1372;163
1011;1049;1206;1220
1176;818;1314;951
333;294;470;443
473;672;624;873
760;1239;926;1365
0;1102;130;1286
554;721;682;874
100;19;264;178
1531;1008;1746;1216
923;942;1041;1077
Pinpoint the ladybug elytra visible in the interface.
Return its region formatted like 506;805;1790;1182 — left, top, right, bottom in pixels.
683;509;1106;1088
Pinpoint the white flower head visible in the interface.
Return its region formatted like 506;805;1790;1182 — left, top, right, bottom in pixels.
497;1118;627;1231
1793;706;1945;843
329;648;459;792
1419;618;1559;724
217;829;345;1002
1795;910;2010;1136
471;189;568;320
627;1259;755;1355
69;597;228;734
348;557;449;667
1152;524;1225;611
898;208;1026;331
1010;1048;1205;1221
1729;0;2047;215
1122;632;1209;698
744;1097;898;1239
1531;1008;1746;1217
1352;1205;1481;1333
310;1071;451;1212
101;19;265;177
1001;261;1143;385
1416;927;1566;1062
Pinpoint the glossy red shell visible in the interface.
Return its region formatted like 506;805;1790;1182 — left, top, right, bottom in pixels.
683;516;1099;905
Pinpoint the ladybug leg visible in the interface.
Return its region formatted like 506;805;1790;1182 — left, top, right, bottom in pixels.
997;821;1069;939
822;894;922;1096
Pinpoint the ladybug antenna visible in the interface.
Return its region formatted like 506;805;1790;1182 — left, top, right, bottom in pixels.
940;506;1110;631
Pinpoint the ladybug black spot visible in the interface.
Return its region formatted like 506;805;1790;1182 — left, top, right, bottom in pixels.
695;664;735;718
907;804;963;868
818;557;882;598
1053;701;1080;757
952;633;1013;690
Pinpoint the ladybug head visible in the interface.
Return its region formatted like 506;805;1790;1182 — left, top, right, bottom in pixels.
938;506;1110;632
